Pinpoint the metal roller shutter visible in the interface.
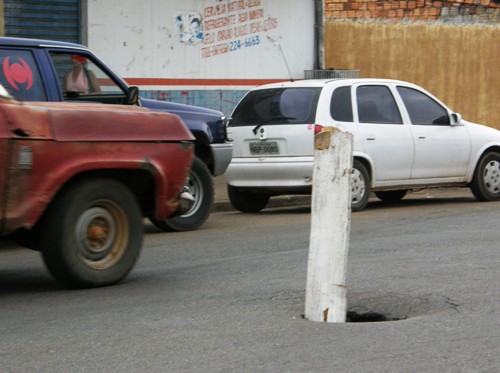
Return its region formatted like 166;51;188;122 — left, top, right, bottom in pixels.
4;0;80;43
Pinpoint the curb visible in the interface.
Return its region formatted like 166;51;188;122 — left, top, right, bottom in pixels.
213;195;312;212
212;188;474;213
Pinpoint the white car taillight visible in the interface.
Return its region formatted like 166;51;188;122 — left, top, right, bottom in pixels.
314;124;324;136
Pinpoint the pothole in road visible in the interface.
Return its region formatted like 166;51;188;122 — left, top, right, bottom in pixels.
346;310;401;322
344;292;459;323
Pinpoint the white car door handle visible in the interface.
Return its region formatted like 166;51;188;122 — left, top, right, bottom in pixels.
366;137;376;141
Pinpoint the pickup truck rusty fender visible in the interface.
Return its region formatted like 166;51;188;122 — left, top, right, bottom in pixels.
0;100;194;235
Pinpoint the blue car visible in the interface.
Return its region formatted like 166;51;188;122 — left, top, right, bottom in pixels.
0;36;233;231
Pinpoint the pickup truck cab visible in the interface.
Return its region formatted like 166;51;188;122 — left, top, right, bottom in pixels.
0;36;232;231
0;84;194;288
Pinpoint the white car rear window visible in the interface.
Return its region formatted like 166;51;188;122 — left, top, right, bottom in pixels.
230;87;321;126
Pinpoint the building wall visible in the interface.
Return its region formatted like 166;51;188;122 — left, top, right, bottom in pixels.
323;0;500;129
86;0;316;116
325;0;500;23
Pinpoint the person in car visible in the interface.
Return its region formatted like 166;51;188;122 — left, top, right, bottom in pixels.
63;55;101;94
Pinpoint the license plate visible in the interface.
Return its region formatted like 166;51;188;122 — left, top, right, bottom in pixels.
249;141;279;155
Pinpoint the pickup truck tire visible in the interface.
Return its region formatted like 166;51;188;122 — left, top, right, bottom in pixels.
38;178;143;289
150;156;214;232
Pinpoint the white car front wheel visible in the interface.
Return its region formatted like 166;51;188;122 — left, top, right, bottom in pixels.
471;152;500;201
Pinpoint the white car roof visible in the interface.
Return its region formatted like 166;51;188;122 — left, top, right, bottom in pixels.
251;78;418;90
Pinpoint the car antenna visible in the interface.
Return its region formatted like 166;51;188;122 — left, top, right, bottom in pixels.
267;35;294;82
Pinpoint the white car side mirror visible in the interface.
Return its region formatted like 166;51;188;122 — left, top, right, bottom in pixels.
450;112;462;126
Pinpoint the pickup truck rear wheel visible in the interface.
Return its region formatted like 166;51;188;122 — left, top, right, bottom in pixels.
38;179;143;289
227;185;270;212
150;157;214;232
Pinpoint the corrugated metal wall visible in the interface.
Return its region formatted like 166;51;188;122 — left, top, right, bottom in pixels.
4;0;80;43
324;22;500;130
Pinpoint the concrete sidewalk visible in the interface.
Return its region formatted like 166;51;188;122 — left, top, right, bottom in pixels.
213;175;475;212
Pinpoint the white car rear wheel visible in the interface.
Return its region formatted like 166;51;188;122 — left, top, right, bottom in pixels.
351;160;370;212
375;190;408;202
227;185;270;213
471;152;500;201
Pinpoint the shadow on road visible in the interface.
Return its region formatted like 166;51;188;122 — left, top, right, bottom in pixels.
0;268;60;293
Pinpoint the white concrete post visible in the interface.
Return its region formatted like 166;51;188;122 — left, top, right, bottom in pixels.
304;127;353;323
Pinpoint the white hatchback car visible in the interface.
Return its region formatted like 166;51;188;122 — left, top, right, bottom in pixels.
224;78;500;212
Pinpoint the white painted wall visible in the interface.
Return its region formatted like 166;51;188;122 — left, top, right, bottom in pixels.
86;0;315;89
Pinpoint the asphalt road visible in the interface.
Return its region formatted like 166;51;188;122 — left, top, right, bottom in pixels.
0;190;499;372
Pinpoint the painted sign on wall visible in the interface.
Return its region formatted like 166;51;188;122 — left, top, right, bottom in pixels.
200;0;278;59
87;0;314;89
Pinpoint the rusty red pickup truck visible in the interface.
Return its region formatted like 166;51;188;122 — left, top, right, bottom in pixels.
0;85;194;288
